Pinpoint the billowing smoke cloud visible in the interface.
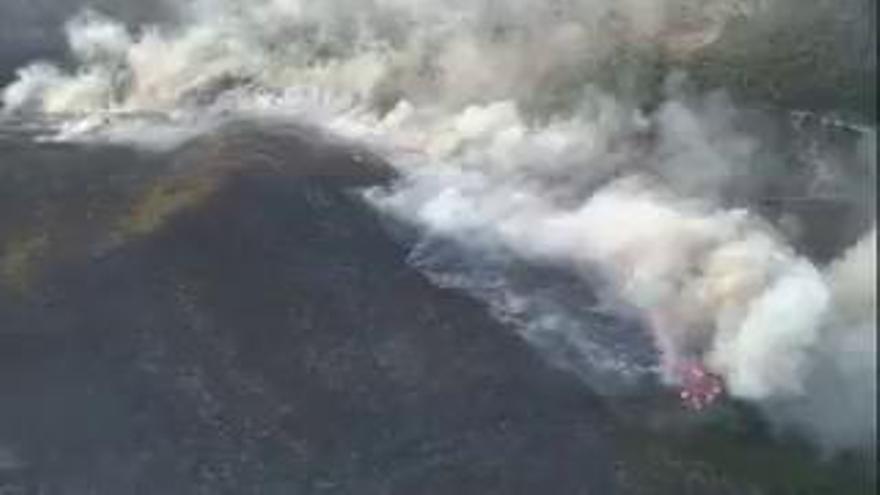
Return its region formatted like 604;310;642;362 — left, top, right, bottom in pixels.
770;229;876;451
0;0;173;86
1;0;766;114
367;93;876;451
0;0;874;452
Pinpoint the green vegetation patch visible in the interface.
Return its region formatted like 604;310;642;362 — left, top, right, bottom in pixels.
116;175;219;239
0;233;50;294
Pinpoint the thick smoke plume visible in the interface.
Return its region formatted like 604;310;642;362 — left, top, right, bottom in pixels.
368;95;875;451
1;0;764;114
0;0;875;452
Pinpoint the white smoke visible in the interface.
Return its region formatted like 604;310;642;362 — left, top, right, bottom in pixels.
0;0;874;452
1;0;762;115
367;94;876;451
779;229;877;451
